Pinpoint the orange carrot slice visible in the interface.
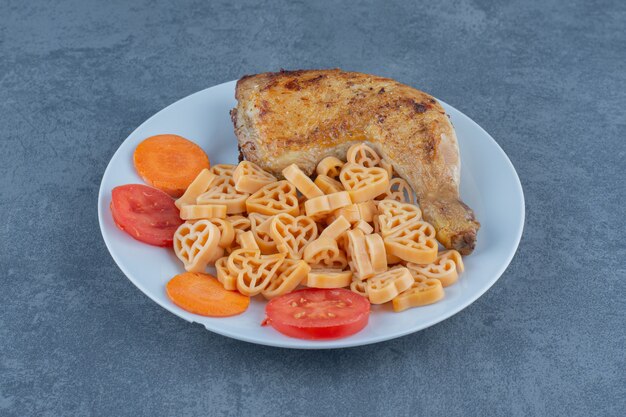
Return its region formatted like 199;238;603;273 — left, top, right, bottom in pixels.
133;134;210;197
166;272;249;317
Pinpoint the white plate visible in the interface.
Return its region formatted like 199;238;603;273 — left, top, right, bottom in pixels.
98;80;524;349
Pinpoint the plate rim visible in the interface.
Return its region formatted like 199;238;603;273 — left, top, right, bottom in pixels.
98;80;525;349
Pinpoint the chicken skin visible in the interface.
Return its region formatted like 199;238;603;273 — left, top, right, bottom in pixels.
231;69;480;254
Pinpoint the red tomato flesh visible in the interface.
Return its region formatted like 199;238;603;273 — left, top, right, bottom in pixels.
110;184;182;247
265;288;370;340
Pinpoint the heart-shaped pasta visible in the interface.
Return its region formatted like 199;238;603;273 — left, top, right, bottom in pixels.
205;218;235;248
392;274;444;312
303;236;348;269
367;267;414;304
376;177;414;204
350;276;368;297
386;252;404;265
269;213;318;259
173;220;221;273
248;213;277;254
339;163;389;203
319;215;351;240
226;215;251;237
304;191;352;219
215;256;236;290
376;199;422;237
196;175;249;214
346;229;375;280
328;201;378;224
314;175;345;194
224;215;251;253
305;269;353;288
175;169;216;209
354;220;373;234
377;199;421;221
246;180;299;216
364;233;387;275
236;230;260;251
406;249;463;287
383;220;438;264
346;143;382;168
282;164;324;199
210;164;237;177
262;259;310;300
227;249;285;296
206;245;225;265
232;161;277;194
180;204;227;220
316;156;344;179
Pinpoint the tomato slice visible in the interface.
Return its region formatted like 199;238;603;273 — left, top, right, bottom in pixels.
110;184;183;247
265;288;370;340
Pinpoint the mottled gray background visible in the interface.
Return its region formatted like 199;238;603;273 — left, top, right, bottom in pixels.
1;0;624;416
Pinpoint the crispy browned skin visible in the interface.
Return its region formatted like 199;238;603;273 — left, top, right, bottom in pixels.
231;69;480;254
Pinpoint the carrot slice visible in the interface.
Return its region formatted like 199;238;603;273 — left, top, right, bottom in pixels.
166;272;249;317
134;134;210;197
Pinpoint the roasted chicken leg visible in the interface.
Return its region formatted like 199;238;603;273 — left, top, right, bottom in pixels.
231;69;480;254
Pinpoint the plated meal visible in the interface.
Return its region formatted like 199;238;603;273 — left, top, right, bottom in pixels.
106;69;484;341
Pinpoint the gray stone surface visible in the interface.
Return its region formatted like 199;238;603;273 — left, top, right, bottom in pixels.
1;0;624;415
